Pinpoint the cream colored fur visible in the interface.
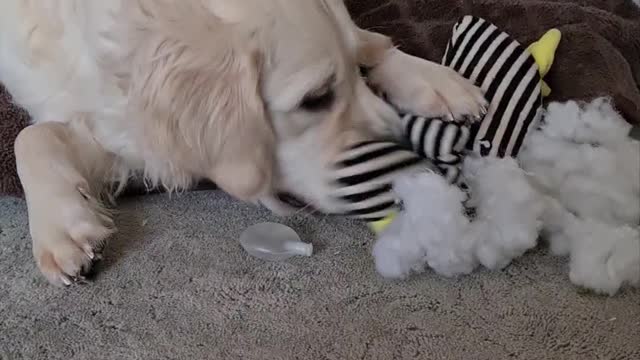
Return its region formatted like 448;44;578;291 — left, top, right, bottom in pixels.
0;0;486;286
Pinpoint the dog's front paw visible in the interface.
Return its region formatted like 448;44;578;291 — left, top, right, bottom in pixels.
367;49;487;121
28;186;115;287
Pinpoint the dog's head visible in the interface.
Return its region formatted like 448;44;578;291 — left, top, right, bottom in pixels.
127;0;400;214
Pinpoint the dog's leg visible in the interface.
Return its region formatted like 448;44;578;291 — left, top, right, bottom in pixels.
322;0;485;119
356;29;487;120
15;121;118;286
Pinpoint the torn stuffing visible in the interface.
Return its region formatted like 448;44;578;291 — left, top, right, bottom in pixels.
520;97;639;226
520;97;640;294
372;156;544;279
543;195;640;294
372;171;478;279
373;97;638;295
462;156;545;270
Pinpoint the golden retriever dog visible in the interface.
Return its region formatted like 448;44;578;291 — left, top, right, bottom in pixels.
0;0;486;286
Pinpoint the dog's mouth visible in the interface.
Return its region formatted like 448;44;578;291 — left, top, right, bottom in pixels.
276;192;311;209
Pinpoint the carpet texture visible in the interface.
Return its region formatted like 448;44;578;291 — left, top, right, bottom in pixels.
2;0;640;197
1;192;639;360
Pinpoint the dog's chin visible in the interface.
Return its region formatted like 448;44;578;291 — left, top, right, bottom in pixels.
276;192;310;209
259;192;316;216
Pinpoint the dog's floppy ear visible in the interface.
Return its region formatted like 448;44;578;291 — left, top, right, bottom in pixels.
127;1;274;199
320;0;392;67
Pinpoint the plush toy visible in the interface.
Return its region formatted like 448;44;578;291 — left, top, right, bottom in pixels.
349;16;560;232
333;17;639;295
527;29;561;97
332;16;561;277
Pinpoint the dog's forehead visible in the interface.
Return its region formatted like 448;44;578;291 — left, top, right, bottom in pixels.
249;1;353;111
261;31;350;113
205;0;337;29
206;0;347;58
205;0;268;22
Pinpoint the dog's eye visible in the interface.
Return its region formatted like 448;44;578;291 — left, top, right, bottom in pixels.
300;89;335;112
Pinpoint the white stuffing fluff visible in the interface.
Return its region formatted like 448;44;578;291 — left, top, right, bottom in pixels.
541;196;639;294
373;97;639;296
373;156;544;279
372;170;478;278
520;97;640;295
463;156;546;270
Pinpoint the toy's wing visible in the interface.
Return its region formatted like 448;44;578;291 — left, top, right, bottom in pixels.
443;16;544;158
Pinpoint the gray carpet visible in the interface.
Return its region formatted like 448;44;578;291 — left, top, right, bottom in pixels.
1;191;639;360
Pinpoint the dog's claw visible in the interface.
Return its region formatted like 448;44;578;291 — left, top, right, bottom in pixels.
84;247;95;260
72;275;90;285
60;275;72;287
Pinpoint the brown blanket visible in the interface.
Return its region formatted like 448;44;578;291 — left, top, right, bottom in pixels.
1;0;639;197
0;84;30;197
345;0;640;120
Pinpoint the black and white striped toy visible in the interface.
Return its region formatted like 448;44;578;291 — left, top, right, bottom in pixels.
400;114;471;184
332;15;549;230
333;140;438;223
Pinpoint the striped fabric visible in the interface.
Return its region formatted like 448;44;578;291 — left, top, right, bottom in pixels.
333;141;438;221
401;114;471;183
443;16;542;158
332;16;543;221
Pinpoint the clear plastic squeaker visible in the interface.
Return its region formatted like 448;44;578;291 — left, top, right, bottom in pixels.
239;222;313;261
